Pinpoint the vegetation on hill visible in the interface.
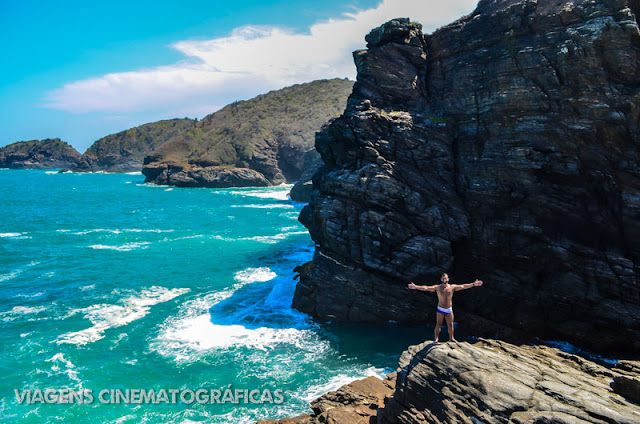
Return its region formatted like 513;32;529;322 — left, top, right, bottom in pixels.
74;119;196;172
0;139;81;169
143;78;354;187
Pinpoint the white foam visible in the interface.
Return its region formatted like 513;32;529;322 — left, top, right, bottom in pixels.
0;269;22;283
231;204;294;209
239;232;308;244
0;232;26;238
15;291;45;299
88;242;151;251
45;171;58;174
79;285;95;291
154;314;324;363
0;261;39;282
229;189;292;201
56;286;189;345
300;366;386;403
234;267;277;284
164;188;173;191
75;228;173;235
1;305;48;321
45;353;81;384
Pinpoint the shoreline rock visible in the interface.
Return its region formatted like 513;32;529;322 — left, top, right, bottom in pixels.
259;339;640;424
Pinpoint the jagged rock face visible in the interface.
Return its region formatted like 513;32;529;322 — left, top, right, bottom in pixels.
379;339;640;424
0;139;81;169
294;1;640;354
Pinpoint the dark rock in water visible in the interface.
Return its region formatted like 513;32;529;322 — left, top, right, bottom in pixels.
294;0;640;355
141;157;271;188
142;79;353;188
73;119;195;173
0;139;80;169
378;339;640;424
259;339;640;424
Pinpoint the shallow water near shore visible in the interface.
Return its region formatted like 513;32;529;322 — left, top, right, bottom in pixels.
0;169;430;423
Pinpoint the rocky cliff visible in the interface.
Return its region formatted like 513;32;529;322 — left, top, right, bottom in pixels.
294;0;640;355
142;79;353;188
0;139;80;169
73;119;195;173
260;339;640;424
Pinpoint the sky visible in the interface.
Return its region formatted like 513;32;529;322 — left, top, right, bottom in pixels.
0;0;479;153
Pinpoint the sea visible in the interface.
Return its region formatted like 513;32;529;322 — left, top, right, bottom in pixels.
0;169;428;423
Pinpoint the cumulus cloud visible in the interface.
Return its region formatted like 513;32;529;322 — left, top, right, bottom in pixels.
44;0;478;115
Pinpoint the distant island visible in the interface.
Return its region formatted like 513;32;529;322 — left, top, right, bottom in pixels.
0;138;80;169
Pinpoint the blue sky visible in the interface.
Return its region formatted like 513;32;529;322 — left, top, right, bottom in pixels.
0;0;478;152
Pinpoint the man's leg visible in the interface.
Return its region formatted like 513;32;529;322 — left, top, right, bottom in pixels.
434;313;444;342
445;313;456;342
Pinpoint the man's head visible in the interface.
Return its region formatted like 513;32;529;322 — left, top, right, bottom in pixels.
440;273;449;284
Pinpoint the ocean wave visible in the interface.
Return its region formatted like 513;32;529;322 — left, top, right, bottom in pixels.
88;242;151;251
156;315;321;356
15;291;45;299
234;267;277;284
73;228;174;235
152;267;294;361
229;189;291;201
0;232;30;239
45;171;58;174
0;261;40;282
300;366;387;403
230;204;294;209
45;353;82;385
56;286;189;345
1;305;48;321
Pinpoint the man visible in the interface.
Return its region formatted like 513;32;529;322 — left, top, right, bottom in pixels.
408;273;483;343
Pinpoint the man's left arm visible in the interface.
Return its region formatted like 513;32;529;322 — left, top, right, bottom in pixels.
453;279;483;291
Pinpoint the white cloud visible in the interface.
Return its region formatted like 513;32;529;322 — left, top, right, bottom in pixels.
44;0;478;115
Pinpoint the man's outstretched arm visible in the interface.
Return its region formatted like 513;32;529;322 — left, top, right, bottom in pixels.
408;282;438;292
453;279;483;291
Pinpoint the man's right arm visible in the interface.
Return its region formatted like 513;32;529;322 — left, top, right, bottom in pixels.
408;282;437;292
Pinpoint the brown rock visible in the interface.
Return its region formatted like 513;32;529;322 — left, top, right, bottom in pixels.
378;339;640;424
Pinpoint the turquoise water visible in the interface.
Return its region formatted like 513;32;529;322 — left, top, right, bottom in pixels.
0;169;426;423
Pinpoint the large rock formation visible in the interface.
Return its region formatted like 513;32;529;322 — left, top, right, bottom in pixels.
258;339;640;424
73;119;195;172
0;139;80;169
142;79;353;188
294;1;640;354
380;339;640;424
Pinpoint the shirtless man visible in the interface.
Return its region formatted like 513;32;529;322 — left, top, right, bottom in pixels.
408;273;483;343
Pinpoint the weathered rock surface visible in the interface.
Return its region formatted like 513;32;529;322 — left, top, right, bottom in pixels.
73;119;195;172
0;139;80;169
294;1;640;354
257;375;395;424
379;339;640;424
143;79;353;188
259;339;640;424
